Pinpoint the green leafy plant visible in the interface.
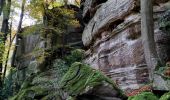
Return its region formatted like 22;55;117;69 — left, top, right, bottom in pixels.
52;59;69;80
0;68;17;99
21;24;44;36
64;49;85;66
0;41;5;64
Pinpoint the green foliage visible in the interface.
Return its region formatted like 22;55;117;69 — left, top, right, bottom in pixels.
26;0;44;21
10;85;48;100
60;62;124;97
21;24;44;36
66;96;76;100
10;55;125;99
128;92;159;100
155;60;164;71
41;92;62;100
159;10;170;33
26;0;80;25
0;68;17;99
160;92;170;100
9;59;68;100
22;5;80;45
48;2;64;9
0;40;5;64
46;7;79;35
155;64;170;80
64;49;85;66
52;59;69;80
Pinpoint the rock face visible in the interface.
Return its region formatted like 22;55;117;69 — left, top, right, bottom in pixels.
15;33;44;84
82;0;170;93
13;6;84;90
82;0;140;46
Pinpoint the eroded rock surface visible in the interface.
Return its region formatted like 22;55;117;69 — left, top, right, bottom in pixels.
82;0;140;46
82;0;170;93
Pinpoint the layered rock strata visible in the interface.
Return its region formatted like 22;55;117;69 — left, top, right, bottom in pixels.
82;0;170;93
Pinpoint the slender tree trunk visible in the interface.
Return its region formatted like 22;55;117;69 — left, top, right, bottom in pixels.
3;0;26;83
64;0;68;5
140;0;159;81
11;0;26;68
61;31;65;57
0;0;4;15
2;21;16;81
0;0;11;84
1;0;11;41
43;0;48;49
17;0;26;33
61;0;68;57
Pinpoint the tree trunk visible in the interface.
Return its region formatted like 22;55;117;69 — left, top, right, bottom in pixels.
140;0;159;81
0;0;4;15
11;0;26;68
64;0;68;5
0;0;11;84
2;22;16;81
17;0;26;33
0;0;4;85
43;0;48;48
1;0;11;41
3;0;26;82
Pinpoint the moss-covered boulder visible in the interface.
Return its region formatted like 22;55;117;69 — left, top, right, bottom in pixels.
160;92;170;100
128;92;159;100
9;71;64;100
9;59;68;100
10;61;126;100
60;62;126;99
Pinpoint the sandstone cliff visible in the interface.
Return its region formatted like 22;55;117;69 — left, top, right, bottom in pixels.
82;0;170;93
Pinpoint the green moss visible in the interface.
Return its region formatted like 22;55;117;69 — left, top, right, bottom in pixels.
10;86;48;100
41;92;62;100
0;68;17;99
66;96;76;100
11;59;125;100
52;59;69;80
128;92;159;100
160;92;170;100
60;62;124;97
64;49;85;66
